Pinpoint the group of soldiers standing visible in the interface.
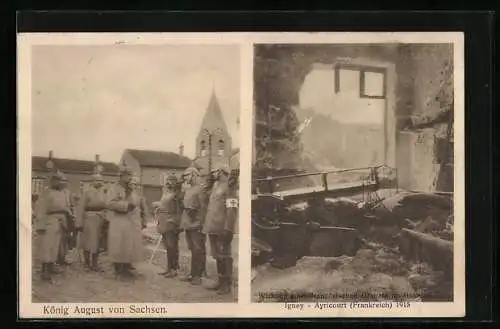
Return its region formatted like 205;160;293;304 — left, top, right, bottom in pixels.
154;163;239;295
33;162;239;295
34;167;148;282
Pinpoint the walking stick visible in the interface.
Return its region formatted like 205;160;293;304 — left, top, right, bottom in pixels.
148;210;162;265
149;234;163;265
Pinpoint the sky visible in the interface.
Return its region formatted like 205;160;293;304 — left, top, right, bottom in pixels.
31;44;240;163
299;66;385;125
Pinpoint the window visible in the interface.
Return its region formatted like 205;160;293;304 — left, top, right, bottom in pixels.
200;140;207;156
32;178;46;195
218;139;225;156
334;64;386;99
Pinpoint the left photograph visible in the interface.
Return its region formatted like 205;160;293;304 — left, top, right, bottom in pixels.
29;43;240;303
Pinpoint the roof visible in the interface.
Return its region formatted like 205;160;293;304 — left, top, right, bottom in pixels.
32;156;120;175
198;90;229;135
126;149;192;169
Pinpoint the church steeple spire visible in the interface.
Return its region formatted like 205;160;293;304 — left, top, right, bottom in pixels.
198;89;228;134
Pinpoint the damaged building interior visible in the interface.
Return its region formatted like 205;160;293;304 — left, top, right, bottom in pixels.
251;44;454;303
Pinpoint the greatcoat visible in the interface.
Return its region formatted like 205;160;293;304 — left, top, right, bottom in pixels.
106;183;147;263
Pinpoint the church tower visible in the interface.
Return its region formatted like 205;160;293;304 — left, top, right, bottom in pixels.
194;89;232;174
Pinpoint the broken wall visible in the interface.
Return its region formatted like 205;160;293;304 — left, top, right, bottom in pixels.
254;44;454;192
396;44;454;192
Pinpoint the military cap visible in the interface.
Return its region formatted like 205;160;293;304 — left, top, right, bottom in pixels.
50;170;67;181
183;166;200;177
165;173;178;183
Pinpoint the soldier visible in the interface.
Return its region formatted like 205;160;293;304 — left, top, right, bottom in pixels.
179;167;207;285
34;170;74;281
75;173;108;271
57;175;76;267
156;174;182;278
203;164;239;294
127;176;149;272
106;167;144;278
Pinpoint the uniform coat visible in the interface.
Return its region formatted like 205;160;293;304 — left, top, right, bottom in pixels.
76;186;107;253
156;188;182;271
180;184;206;230
203;181;238;234
157;189;182;233
106;183;147;263
35;188;72;263
180;183;207;277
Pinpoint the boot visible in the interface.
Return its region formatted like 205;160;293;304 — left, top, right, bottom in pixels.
179;252;196;282
83;250;91;268
205;259;223;290
121;263;137;278
190;276;202;285
188;254;202;285
90;253;103;272
164;252;177;278
41;263;52;282
217;258;233;295
47;262;61;274
113;262;122;277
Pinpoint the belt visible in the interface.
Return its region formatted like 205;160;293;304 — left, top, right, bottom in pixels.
85;208;105;212
158;210;175;214
47;210;68;215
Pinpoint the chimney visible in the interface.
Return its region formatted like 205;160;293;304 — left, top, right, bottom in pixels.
179;143;184;156
46;150;54;170
95;154;100;163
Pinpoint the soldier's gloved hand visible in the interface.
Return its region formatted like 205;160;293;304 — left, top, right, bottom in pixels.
127;203;136;211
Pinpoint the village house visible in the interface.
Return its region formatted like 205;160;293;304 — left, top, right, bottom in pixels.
120;148;192;207
31;151;120;198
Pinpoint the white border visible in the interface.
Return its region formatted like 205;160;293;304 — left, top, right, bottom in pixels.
18;32;465;318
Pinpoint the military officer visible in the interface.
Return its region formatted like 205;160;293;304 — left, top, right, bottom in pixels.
106;167;144;278
179;167;207;285
75;173;108;271
57;175;76;267
203;164;239;294
34;170;74;281
156;174;182;278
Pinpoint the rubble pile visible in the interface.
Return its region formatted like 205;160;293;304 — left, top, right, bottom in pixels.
252;190;454;303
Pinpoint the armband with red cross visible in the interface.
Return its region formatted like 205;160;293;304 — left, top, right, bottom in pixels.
225;198;239;209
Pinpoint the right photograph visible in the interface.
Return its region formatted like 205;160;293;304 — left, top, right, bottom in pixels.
251;43;455;303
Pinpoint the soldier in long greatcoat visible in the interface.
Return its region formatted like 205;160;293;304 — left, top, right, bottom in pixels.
156;174;182;277
179;167;207;285
75;173;108;271
106;168;145;278
56;177;76;267
34;171;74;281
203;164;239;294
